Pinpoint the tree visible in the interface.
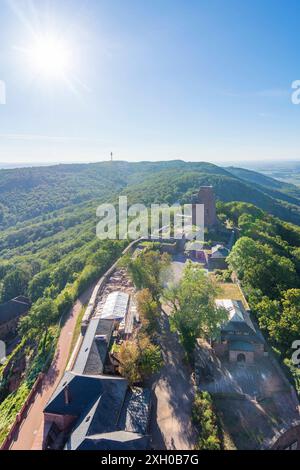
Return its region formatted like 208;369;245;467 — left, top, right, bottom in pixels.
126;249;171;300
256;289;300;353
255;296;280;338
28;270;51;302
227;237;298;299
136;288;160;335
89;248;110;268
56;285;74;316
1;266;31;302
292;247;300;274
117;335;163;384
220;202;263;226
19;297;58;352
0;203;5;224
227;237;260;280
164;263;228;357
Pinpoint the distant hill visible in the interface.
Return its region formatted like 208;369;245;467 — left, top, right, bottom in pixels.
0;160;300;229
226;166;300;199
124;168;300;225
234;161;300;187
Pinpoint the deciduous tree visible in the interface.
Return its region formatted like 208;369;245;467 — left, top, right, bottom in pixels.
117;335;163;384
164;263;227;357
19;297;58;352
136;288;160;335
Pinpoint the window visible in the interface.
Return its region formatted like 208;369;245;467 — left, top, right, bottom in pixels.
237;353;246;363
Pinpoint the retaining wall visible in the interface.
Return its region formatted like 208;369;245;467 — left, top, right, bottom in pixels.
1;373;44;450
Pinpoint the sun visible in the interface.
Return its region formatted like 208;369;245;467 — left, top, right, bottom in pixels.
27;34;72;79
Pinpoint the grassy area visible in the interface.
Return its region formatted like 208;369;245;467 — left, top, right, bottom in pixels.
216;283;249;309
67;304;86;364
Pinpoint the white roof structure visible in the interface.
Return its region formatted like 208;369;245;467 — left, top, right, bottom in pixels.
216;299;244;322
100;291;129;321
215;299;255;332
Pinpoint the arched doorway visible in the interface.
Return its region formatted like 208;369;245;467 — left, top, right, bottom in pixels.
237;353;246;363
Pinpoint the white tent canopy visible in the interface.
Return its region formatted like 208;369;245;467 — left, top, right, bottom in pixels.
100;291;129;321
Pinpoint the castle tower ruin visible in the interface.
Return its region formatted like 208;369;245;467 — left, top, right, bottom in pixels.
192;186;217;228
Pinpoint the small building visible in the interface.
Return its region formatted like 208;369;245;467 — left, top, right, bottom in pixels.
0;296;31;340
207;244;229;270
43;372;151;450
213;299;265;364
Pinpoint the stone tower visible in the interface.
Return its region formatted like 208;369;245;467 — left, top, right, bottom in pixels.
192;186;217;228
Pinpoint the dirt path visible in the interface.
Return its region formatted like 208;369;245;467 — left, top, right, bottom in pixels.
10;283;96;451
150;311;197;450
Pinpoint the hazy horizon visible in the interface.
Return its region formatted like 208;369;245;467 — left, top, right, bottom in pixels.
1;157;300;172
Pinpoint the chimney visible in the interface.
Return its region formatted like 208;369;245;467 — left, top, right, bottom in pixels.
64;385;70;405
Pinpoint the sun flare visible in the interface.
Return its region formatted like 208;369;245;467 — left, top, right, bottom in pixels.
27;34;72;79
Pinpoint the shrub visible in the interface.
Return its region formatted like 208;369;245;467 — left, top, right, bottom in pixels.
192;391;221;450
117;335;163;385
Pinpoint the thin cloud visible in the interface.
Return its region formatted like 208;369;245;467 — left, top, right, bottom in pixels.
255;88;290;98
258;112;277;118
221;88;289;98
0;133;107;143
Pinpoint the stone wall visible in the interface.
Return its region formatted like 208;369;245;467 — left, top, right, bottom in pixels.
254;343;265;359
271;424;300;449
213;342;228;358
263;422;300;450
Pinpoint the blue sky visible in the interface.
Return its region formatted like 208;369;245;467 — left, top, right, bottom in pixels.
0;0;300;164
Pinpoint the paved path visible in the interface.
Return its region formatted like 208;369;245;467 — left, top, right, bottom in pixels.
150;311;197;450
10;284;96;450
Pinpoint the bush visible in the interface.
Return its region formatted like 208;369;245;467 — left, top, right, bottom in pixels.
55;285;74;317
117;335;163;385
192;391;221;450
136;288;160;336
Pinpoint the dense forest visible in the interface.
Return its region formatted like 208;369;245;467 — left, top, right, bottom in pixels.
1;160;300;230
1;159;300;443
